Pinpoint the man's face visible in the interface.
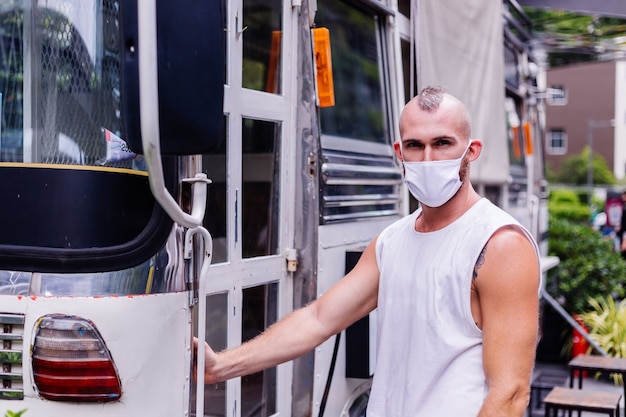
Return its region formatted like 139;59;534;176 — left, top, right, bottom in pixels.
395;99;469;163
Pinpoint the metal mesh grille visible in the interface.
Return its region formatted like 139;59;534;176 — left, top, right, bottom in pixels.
1;0;132;168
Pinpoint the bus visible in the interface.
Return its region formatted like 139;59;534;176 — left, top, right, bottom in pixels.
0;0;550;416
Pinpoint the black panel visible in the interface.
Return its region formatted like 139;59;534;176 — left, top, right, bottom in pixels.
344;249;374;379
119;0;225;155
0;160;176;273
0;167;151;248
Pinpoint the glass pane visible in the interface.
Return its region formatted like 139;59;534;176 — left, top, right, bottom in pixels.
504;43;519;90
0;1;25;162
398;0;410;17
316;0;387;143
242;283;278;417
401;38;412;103
242;118;280;258
0;0;141;168
193;292;228;417
203;116;228;264
242;0;282;93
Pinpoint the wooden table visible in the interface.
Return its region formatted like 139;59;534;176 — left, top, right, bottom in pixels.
569;354;626;411
543;386;621;417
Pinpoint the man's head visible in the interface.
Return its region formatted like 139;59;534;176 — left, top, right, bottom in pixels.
393;86;482;207
395;86;480;167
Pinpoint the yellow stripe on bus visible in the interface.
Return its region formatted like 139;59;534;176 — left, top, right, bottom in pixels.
0;162;149;176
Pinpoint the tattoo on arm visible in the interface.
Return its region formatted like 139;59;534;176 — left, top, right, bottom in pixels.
473;244;487;280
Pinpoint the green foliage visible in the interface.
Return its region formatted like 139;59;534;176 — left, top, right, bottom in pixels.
580;296;626;383
581;296;626;358
4;410;27;417
555;147;617;186
549;203;591;223
548;188;591;223
547;217;626;313
523;8;626;67
550;188;579;204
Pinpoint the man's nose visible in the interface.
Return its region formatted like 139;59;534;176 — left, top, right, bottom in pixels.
422;146;434;161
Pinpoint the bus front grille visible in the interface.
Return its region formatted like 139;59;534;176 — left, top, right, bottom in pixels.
0;313;25;400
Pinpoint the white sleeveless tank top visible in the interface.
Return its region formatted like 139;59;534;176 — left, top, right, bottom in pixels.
367;198;539;416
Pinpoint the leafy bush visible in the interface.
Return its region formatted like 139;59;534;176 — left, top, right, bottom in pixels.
548;188;591;223
547;217;626;313
550;188;580;204
548;203;591;223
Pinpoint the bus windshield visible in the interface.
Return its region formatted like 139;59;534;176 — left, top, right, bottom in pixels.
0;0;140;169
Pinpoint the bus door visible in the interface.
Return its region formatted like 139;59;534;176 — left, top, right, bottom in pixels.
193;0;298;415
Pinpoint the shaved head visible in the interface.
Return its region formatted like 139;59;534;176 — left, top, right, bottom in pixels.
401;86;472;140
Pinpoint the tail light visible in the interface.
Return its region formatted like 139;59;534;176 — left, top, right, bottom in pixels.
32;314;122;402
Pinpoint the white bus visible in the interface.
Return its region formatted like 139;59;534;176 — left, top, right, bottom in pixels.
0;0;550;416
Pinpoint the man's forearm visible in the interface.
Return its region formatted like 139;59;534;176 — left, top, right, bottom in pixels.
477;386;530;417
206;305;331;383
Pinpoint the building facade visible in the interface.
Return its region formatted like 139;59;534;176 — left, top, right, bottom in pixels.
545;60;626;180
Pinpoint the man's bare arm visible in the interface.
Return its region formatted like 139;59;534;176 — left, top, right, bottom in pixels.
195;237;380;384
476;226;540;417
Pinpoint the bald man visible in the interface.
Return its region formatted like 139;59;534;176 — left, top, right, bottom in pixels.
195;86;540;417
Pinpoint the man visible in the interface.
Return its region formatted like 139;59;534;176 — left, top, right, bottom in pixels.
195;86;541;416
619;191;626;257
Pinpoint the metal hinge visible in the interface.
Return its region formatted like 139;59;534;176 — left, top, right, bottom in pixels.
285;248;298;272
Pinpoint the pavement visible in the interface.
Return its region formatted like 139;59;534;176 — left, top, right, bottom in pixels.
528;361;625;416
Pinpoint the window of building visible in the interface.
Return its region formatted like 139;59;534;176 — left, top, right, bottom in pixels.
547;129;567;155
547;86;567;105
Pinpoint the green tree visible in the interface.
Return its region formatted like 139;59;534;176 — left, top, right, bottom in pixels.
555;146;617;185
523;8;626;67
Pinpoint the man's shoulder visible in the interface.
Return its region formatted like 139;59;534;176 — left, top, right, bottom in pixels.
470;198;519;227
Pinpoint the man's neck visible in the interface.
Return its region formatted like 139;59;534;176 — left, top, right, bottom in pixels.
415;187;482;233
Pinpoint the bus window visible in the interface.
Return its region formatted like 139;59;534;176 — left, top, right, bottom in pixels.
0;1;130;168
316;0;387;144
242;0;282;94
241;283;278;417
315;0;402;224
0;1;174;271
242;118;281;258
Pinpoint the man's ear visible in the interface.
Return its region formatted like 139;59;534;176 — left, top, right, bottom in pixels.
468;139;482;161
393;141;403;161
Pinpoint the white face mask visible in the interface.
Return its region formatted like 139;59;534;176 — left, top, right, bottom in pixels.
402;141;471;208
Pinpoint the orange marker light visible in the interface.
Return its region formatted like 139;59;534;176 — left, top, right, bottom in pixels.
312;28;335;107
523;122;534;155
511;125;521;159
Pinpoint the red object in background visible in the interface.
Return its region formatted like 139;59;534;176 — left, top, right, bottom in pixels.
572;314;589;377
605;191;623;229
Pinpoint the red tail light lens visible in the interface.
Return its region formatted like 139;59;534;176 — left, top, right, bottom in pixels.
32;314;122;402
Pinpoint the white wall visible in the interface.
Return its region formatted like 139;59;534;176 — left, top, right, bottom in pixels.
614;60;626;180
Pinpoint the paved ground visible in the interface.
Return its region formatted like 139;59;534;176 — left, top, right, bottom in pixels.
529;361;624;417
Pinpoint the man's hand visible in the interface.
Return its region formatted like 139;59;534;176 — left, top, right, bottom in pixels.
193;337;219;384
